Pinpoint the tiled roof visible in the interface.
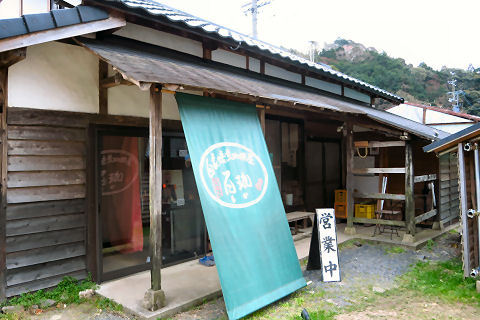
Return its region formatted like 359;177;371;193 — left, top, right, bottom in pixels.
0;6;109;40
96;0;403;103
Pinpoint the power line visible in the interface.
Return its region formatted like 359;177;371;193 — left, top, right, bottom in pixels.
242;0;272;39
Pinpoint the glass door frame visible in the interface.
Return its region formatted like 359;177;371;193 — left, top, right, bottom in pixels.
94;125;150;282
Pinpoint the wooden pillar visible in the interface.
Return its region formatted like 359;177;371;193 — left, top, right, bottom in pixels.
143;84;166;310
458;143;471;277
99;61;108;115
344;122;356;235
0;68;7;302
403;142;416;242
257;105;265;134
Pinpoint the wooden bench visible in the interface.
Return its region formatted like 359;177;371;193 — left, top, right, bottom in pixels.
287;211;315;234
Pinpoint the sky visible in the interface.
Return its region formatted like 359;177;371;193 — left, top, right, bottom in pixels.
1;0;478;70
156;0;479;71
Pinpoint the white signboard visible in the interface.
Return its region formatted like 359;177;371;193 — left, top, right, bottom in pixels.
316;208;341;282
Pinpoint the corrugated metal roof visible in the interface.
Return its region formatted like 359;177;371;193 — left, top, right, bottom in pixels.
424;122;480;153
0;6;109;40
93;0;403;103
77;37;443;141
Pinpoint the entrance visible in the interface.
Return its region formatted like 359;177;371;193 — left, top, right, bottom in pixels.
305;139;342;211
96;126;207;281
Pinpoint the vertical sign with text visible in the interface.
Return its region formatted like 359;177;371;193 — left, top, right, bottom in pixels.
317;208;341;282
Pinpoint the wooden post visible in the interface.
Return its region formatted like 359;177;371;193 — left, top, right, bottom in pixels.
403;142;415;242
143;84;166;310
344;123;356;235
0;68;7;302
257;105;265;134
99;61;108;115
458;143;471;277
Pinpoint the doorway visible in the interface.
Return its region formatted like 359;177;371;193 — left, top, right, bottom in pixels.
305;139;342;211
96;126;207;281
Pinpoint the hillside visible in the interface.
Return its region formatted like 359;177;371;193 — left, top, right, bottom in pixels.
299;39;480;114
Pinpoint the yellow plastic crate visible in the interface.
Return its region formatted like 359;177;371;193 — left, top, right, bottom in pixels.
355;204;375;219
335;189;347;203
334;203;347;219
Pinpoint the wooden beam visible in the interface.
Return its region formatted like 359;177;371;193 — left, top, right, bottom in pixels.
405;142;415;236
353;168;406;175
0;14;126;52
149;84;163;292
99;61;108;115
354;141;405;148
458;142;471;277
352;217;405;227
414;209;437;224
414;174;437;183
354;192;405;201
345;123;355;232
0;49;26;68
100;73;133;89
0;68;7;301
257;105;265;134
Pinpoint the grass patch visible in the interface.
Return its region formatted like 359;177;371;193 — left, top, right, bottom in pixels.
424;239;435;251
94;297;123;312
385;246;406;254
291;309;337;320
399;258;480;305
3;276;96;309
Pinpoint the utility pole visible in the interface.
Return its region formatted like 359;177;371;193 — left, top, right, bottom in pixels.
242;0;272;39
309;41;317;62
448;72;463;112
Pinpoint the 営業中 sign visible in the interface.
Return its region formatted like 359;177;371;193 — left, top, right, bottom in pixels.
317;208;341;282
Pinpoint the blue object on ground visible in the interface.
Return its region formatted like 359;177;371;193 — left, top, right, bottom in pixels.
199;255;215;267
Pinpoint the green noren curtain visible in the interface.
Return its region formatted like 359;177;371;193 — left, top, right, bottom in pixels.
176;93;305;319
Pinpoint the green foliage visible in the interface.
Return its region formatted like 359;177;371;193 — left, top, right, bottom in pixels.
5;275;96;308
384;246;406;254
315;39;480;115
400;259;480;305
425;239;435;251
94;297;123;312
291;309;337;320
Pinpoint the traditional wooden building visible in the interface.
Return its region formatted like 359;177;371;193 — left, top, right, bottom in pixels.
424;123;480;278
0;0;451;307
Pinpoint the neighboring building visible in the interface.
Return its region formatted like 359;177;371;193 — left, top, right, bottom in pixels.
0;0;452;312
424;123;480;278
387;102;480;134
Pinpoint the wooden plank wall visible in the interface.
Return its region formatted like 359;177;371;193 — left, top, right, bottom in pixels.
4;108;88;297
439;153;459;225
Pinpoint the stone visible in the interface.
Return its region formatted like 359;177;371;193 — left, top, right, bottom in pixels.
344;226;356;235
79;288;95;299
373;286;386;293
142;288;166;311
40;299;56;309
402;234;415;243
2;305;24;314
476;280;480;293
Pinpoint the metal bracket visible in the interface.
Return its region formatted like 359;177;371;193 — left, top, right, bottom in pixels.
467;209;480;218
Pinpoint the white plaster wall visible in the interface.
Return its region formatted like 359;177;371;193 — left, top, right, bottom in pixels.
108;88;203;120
344;87;371;104
353;156;379;194
265;63;301;83
305;76;342;95
211;49;246;69
249;57;260;73
108;87;181;120
0;0;21;18
8;42;99;113
113;23;203;58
